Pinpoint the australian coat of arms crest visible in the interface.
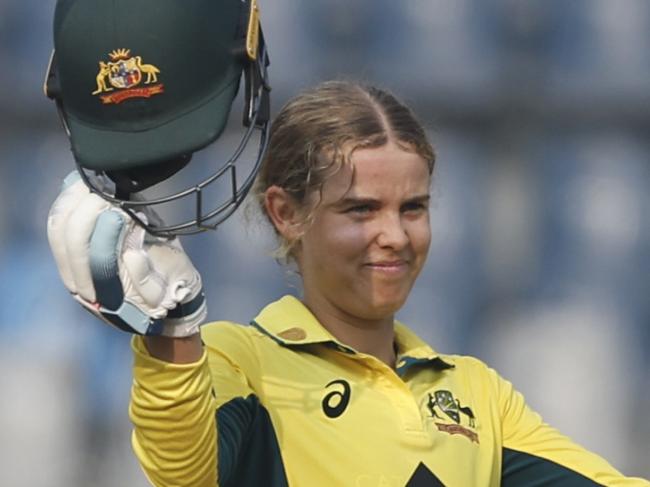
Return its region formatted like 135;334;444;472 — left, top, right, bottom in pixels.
92;48;164;105
427;390;479;443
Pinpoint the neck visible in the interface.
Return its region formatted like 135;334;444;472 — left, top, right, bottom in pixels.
302;293;397;368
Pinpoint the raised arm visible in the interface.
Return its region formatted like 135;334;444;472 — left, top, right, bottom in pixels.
47;173;217;486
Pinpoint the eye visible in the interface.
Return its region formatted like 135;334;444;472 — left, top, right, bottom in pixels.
345;204;373;214
401;201;428;213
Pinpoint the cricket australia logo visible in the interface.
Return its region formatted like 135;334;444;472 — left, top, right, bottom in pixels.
92;48;164;104
426;390;479;444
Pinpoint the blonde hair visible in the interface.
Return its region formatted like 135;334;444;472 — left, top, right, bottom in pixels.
254;80;435;260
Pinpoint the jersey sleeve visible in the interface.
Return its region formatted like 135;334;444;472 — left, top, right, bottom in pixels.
129;324;288;487
485;365;650;486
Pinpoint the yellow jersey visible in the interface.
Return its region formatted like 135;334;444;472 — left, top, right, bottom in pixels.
130;295;648;486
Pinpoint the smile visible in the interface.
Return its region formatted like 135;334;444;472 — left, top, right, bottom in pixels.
364;261;409;275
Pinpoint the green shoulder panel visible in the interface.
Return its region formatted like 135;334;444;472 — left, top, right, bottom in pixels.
502;448;604;486
216;394;289;487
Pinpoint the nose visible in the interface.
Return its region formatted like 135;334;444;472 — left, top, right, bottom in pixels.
376;212;409;250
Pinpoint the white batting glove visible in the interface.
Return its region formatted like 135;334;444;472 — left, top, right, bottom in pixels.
47;171;207;337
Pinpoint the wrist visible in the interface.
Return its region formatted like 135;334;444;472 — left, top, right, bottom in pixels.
153;291;207;337
144;334;203;363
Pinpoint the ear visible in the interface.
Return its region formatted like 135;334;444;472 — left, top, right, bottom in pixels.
264;185;304;242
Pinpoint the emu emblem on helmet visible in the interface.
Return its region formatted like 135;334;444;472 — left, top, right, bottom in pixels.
92;49;164;105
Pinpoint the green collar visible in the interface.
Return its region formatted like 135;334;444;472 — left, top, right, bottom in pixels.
251;295;454;373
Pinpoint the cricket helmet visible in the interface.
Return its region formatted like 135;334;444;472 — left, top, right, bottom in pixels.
45;0;270;236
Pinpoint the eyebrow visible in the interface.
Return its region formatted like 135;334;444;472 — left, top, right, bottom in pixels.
334;194;431;207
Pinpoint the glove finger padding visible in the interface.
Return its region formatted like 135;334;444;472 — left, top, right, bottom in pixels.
66;191;111;303
47;172;92;296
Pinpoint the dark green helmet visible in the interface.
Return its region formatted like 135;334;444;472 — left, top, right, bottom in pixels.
46;0;270;236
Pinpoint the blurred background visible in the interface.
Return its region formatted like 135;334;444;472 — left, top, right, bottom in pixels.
1;0;649;485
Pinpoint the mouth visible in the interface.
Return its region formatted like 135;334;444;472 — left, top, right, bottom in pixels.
364;260;409;274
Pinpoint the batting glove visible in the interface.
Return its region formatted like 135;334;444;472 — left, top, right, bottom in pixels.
47;171;207;337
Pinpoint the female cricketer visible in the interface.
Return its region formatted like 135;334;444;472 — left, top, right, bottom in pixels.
48;81;648;486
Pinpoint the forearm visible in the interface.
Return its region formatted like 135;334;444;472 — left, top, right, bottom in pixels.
130;336;217;487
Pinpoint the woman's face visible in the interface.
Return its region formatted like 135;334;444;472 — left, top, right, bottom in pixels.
296;141;432;322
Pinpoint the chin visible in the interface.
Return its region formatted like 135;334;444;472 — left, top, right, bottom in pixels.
361;292;409;320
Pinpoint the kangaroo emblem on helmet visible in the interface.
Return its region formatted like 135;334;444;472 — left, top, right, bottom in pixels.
92;61;114;95
90;49;164;105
